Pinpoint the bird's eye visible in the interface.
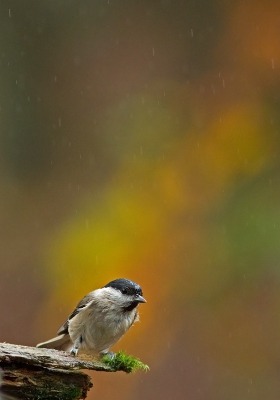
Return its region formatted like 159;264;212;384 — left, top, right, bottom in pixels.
121;288;128;294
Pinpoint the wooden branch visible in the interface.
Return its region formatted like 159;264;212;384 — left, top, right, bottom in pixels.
0;342;115;400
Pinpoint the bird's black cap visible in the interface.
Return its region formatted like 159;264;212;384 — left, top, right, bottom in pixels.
104;278;143;296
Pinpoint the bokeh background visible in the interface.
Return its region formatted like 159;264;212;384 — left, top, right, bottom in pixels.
1;0;280;399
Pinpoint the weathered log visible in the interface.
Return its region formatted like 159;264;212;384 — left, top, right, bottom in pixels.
0;342;114;400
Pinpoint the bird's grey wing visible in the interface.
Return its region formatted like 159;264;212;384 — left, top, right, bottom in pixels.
57;292;95;335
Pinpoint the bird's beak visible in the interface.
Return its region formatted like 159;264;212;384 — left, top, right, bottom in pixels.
136;295;147;303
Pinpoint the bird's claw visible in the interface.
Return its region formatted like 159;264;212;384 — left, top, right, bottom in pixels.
102;351;115;359
70;347;79;356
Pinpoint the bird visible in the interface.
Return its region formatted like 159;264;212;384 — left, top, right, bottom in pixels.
36;278;146;357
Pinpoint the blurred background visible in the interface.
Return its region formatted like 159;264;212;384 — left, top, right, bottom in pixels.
1;0;280;398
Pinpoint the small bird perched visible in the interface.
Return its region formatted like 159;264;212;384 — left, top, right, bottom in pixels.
37;278;146;357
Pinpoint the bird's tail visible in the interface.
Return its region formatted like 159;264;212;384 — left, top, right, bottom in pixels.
36;334;72;351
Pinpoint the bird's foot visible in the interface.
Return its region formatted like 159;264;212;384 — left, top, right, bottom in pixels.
70;346;79;356
101;350;115;359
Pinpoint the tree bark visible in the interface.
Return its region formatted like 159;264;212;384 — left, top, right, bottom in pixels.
0;342;114;400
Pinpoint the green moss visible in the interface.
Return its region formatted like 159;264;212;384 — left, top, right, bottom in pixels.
102;351;149;373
